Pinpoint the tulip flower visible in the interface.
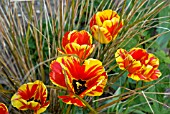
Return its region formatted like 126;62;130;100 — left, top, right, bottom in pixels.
11;80;50;114
90;9;123;44
58;30;95;60
49;56;107;107
115;48;161;81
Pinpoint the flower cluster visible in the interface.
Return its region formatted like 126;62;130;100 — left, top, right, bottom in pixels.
9;9;162;113
48;10;125;106
115;48;161;81
51;30;108;106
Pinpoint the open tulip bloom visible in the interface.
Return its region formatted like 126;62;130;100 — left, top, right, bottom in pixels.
49;56;108;107
0;103;8;114
58;30;95;61
90;9;123;44
115;48;161;81
11;80;50;114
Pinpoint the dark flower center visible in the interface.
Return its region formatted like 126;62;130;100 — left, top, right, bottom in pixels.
72;79;87;95
27;97;41;104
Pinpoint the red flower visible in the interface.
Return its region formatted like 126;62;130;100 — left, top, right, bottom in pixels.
49;56;107;107
115;48;161;81
11;80;50;114
90;10;123;44
0;103;8;114
58;30;95;60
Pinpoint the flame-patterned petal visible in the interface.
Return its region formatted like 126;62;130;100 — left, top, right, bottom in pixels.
58;96;85;107
49;60;67;89
0;103;8;114
64;43;95;60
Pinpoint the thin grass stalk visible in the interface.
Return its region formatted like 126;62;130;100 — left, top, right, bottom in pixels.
124;90;170;109
8;22;29;77
127;0;148;22
85;0;94;30
114;0;124;12
21;56;56;84
94;83;152;103
95;82;158;112
24;3;37;80
96;93;137;112
76;0;86;29
108;0;114;9
96;0;106;11
47;0;57;56
120;0;126;21
15;5;32;74
44;0;54;67
84;0;89;26
125;1;168;31
143;94;170;109
136;31;170;47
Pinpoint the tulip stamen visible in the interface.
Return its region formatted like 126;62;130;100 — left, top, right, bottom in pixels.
72;79;87;95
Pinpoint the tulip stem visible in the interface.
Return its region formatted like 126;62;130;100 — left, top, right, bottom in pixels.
66;105;72;114
74;94;98;114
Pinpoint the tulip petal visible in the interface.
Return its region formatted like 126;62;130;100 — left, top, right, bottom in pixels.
49;60;67;89
91;25;112;44
127;60;142;74
68;30;92;45
95;10;119;26
62;31;70;48
11;94;28;110
149;69;161;81
36;101;50;114
86;76;107;96
115;49;129;70
18;83;38;100
102;18;119;40
0;103;9;114
90;14;97;28
64;43;94;60
83;59;107;96
58;95;85;107
129;48;148;63
128;73;142;81
146;53;159;69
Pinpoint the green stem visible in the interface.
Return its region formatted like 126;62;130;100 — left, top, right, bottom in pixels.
66;105;72;114
74;94;98;114
106;64;118;73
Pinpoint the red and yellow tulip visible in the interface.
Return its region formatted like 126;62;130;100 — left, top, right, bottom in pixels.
115;48;161;81
11;80;50;114
90;9;123;44
0;103;8;114
58;30;95;60
49;56;107;107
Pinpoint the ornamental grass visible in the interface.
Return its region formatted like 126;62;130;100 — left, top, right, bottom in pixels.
0;0;170;114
